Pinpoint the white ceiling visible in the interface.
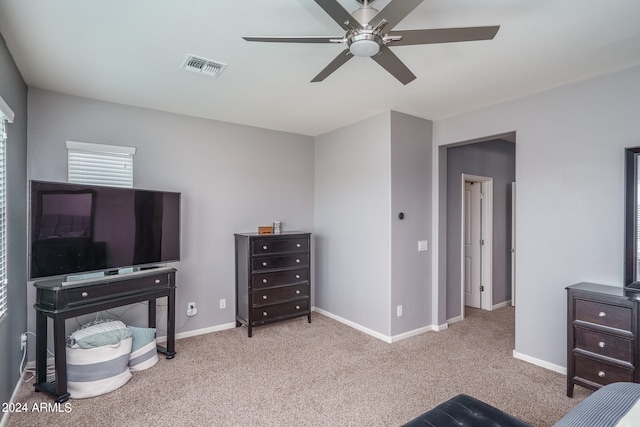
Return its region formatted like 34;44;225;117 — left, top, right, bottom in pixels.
1;0;639;136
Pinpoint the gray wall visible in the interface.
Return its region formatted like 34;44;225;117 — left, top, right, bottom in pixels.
314;112;392;334
390;111;433;335
26;89;314;352
434;65;640;369
0;33;28;406
445;139;516;318
315;111;433;338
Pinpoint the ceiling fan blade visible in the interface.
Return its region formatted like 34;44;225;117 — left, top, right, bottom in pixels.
311;49;353;82
243;36;341;44
314;0;362;31
387;26;500;46
370;45;416;85
372;0;423;29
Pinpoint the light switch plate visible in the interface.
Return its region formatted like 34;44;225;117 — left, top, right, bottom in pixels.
418;240;428;251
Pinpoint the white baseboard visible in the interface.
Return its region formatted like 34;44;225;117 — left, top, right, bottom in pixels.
390;325;435;342
156;321;237;343
2;372;30;427
513;350;566;375
447;315;463;325
313;307;438;343
492;300;512;310
313;307;393;343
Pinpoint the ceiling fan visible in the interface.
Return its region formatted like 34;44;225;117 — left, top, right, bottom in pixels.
243;0;499;85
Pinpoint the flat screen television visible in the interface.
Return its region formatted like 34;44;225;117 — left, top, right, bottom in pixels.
29;180;181;280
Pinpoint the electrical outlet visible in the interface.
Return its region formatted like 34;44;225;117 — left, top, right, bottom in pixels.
418;240;428;251
219;299;226;309
397;305;403;317
20;333;27;351
186;302;198;317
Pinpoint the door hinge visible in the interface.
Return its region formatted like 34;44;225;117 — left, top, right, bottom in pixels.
480;286;484;292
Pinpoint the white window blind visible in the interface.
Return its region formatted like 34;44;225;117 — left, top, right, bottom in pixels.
0;106;11;318
67;141;136;188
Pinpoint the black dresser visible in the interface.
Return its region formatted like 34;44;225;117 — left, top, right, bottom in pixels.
566;282;639;397
235;232;311;337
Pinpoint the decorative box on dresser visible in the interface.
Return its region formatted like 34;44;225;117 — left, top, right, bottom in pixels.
566;282;639;397
235;232;311;337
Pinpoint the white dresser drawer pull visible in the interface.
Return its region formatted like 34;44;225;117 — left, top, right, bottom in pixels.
296;259;301;263
296;243;301;248
81;292;88;297
598;371;606;378
262;262;268;267
599;341;606;348
295;305;300;310
263;312;268;316
598;312;606;318
262;295;267;300
262;245;268;250
262;278;268;283
155;279;160;284
295;274;300;279
296;290;301;294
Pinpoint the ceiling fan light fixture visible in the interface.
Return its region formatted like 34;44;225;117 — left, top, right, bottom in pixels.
349;39;380;57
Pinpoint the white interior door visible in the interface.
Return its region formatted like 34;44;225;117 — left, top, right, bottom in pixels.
464;181;482;308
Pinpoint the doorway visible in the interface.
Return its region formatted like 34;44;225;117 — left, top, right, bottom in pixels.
461;174;493;317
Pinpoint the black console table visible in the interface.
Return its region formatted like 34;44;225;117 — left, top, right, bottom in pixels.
33;267;177;402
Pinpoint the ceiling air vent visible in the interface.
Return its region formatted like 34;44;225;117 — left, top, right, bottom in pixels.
182;54;227;78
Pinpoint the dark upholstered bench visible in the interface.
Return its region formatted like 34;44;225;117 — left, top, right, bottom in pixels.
402;394;532;427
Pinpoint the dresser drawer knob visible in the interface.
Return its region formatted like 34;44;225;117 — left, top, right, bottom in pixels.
296;243;301;248
296;290;301;294
296;259;301;263
262;262;268;267
262;278;268;283
263;295;267;300
598;371;606;378
263;312;268;316
295;274;300;279
262;245;268;250
155;279;160;284
81;292;88;297
599;341;606;348
599;311;607;318
295;305;300;310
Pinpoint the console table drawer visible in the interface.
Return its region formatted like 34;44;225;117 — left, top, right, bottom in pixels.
575;299;632;331
574;354;634;386
252;269;308;289
575;328;633;362
253;284;309;307
252;238;309;255
252;254;309;271
66;273;171;306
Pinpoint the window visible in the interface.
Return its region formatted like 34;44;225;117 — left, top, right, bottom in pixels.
66;141;136;188
0;96;14;318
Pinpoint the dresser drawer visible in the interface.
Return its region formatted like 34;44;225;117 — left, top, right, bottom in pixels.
252;254;309;271
573;354;634;386
575;327;633;362
575;299;633;331
252;269;308;289
252;238;309;255
253;284;309;307
252;299;309;322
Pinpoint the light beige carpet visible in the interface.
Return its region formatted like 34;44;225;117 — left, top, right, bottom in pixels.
7;306;590;426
